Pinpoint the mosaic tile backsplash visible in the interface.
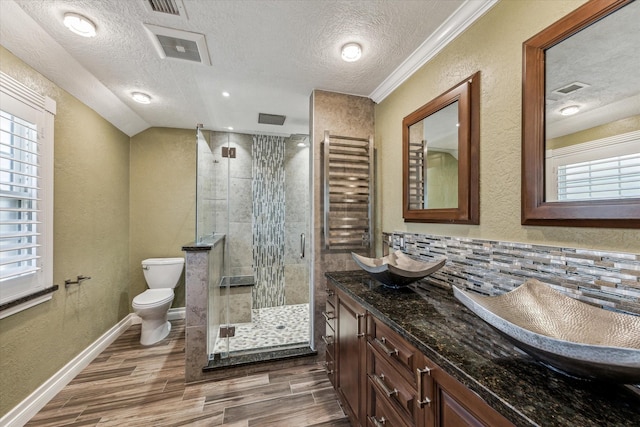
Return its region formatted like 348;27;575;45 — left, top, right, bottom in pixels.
252;134;286;309
384;232;640;316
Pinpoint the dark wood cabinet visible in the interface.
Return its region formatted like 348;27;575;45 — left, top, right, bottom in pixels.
323;284;337;387
337;287;367;426
430;363;512;427
326;280;514;427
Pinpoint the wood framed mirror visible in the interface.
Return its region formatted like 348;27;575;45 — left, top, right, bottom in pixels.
522;0;640;228
402;72;480;224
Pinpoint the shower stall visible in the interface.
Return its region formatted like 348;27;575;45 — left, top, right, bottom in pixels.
195;129;312;362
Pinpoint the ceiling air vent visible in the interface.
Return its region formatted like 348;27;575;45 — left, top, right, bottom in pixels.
552;81;590;96
258;113;286;126
144;0;185;17
143;24;211;65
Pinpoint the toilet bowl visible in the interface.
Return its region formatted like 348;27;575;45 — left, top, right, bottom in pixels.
132;257;184;345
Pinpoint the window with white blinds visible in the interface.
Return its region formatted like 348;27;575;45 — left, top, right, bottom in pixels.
546;130;640;202
0;72;55;312
558;153;640;201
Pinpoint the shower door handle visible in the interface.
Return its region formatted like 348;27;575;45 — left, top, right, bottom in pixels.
300;233;305;259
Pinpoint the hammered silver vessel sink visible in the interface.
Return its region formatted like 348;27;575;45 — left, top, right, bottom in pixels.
453;279;640;383
351;250;446;288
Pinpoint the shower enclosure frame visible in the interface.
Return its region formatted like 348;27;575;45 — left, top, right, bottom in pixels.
194;129;314;367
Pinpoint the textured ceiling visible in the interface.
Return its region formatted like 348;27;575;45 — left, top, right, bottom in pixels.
1;0;497;136
545;0;640;139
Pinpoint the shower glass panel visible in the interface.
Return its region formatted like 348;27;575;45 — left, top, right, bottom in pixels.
196;129;230;358
204;131;311;360
196;128;214;243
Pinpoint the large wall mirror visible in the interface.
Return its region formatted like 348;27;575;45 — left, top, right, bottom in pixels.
522;0;640;227
403;72;479;223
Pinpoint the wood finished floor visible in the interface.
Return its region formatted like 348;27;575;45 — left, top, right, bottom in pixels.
26;320;350;427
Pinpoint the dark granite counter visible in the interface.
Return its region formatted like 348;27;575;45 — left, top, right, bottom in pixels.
326;270;640;427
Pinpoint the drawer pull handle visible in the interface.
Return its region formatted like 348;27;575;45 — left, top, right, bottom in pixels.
321;335;333;345
323;361;334;375
375;373;398;398
356;312;366;338
326;289;335;297
370;416;387;427
322;311;335;321
374;337;399;357
417;366;432;408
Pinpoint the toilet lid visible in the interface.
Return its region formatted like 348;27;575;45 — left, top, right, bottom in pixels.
133;289;174;307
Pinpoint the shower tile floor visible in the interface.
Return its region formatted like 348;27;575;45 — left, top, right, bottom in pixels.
211;303;309;355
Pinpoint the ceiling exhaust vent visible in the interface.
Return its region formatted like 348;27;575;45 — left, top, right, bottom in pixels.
258;113;286;126
143;24;211;65
143;0;186;17
552;81;590;96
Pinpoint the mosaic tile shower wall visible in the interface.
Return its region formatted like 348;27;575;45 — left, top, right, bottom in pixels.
252;135;286;308
384;232;640;316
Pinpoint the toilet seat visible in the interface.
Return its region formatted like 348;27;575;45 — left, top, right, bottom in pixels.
132;289;173;308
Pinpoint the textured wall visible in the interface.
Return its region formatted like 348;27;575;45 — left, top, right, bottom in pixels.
425;152;458;209
129;127;196;308
0;46;130;416
374;0;640;254
311;90;375;354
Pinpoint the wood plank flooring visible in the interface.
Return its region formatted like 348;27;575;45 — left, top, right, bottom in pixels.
26;320;350;426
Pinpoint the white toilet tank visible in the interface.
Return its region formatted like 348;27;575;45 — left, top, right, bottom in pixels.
142;257;185;289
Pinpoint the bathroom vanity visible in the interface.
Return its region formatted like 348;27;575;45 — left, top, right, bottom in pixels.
324;271;640;427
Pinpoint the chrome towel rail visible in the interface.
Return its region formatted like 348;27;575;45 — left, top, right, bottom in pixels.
323;130;374;251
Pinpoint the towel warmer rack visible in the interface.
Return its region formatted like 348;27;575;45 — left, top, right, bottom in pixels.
323;131;374;251
407;139;426;209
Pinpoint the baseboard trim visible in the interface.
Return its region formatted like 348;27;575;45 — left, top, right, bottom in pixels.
0;314;135;427
168;307;186;321
130;307;186;324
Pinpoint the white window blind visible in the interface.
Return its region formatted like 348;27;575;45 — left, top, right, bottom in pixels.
546;130;640;202
558;153;640;201
0;72;55;310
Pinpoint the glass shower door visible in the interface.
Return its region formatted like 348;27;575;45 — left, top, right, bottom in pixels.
196;129;230;360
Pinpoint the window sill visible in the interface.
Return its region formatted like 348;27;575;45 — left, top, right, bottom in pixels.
0;285;59;320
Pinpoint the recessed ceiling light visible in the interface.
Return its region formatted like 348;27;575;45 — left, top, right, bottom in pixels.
341;42;362;62
227;126;234;130
63;12;97;38
222;91;230;97
560;105;580;116
131;92;152;104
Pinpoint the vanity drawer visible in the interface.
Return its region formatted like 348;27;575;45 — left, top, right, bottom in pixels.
326;282;337;306
325;350;336;387
324;299;336;332
368;315;418;386
322;330;335;355
368;342;417;425
367;366;413;427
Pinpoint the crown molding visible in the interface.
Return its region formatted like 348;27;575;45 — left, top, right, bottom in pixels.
369;0;498;103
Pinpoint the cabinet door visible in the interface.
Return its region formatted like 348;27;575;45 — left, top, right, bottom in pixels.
337;291;366;425
438;388;484;427
432;367;514;427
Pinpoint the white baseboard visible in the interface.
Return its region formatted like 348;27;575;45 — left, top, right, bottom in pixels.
168;307;186;321
130;307;186;324
1;307;187;427
0;314;135;427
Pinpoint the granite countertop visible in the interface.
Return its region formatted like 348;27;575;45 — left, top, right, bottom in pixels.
326;270;640;427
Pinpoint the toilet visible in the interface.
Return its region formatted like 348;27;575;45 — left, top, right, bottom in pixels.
132;257;184;345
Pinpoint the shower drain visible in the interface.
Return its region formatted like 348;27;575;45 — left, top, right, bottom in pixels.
276;325;286;330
